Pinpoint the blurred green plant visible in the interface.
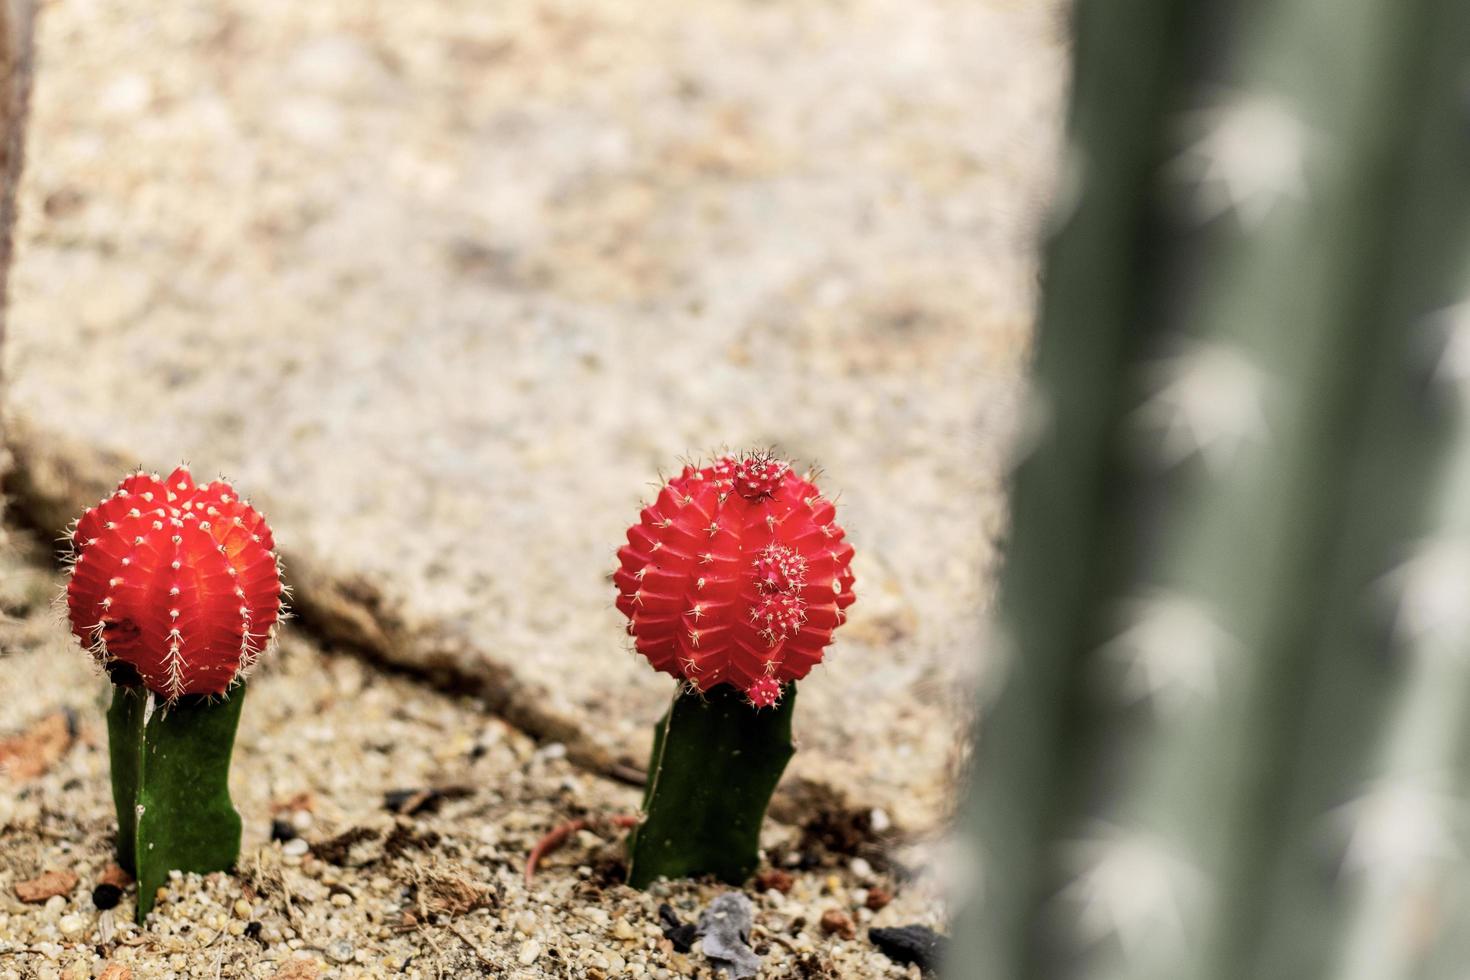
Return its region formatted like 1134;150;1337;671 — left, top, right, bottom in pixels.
948;1;1470;978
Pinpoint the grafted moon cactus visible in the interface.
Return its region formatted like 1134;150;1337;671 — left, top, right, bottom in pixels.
67;466;283;699
63;466;285;924
614;453;856;707
615;452;856;887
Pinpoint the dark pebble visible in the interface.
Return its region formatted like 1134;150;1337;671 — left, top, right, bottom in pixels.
91;883;122;911
869;925;948;975
658;903;699;953
270;818;297;842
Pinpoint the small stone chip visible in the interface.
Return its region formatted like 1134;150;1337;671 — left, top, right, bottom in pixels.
697;894;761;979
755;868;794;894
820;909;856;940
98;965;132;980
15;870;79;903
869;925;949;974
657;904;698;953
270;959;319;980
864;886;893;911
92;882;123;910
518;939;542;966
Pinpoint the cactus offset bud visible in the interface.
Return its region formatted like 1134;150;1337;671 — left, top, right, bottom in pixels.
66;466;284;700
614;452;856;706
617;452;856;889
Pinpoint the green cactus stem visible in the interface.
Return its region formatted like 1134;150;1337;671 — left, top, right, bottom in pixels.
947;1;1470;978
107;673;246;924
626;682;795;889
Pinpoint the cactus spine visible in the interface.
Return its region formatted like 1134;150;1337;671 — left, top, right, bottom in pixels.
950;2;1470;979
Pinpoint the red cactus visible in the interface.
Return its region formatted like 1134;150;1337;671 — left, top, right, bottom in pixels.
65;466;284;700
615;452;856;707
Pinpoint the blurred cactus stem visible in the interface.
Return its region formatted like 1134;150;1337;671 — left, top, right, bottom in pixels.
108;671;246;924
626;683;795;889
949;1;1470;979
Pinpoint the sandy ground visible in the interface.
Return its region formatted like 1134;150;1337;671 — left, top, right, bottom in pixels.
0;533;944;979
2;0;1065;830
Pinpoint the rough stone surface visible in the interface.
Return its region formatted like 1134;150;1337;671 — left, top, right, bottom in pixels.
5;0;1064;831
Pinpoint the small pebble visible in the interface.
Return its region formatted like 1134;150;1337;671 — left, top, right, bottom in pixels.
92;883;123;911
234;899;253;919
326;940;354;964
282;837;310;857
270;819;297;843
514;910;537;934
57;913;85;938
755;869;794;894
850;858;873;880
820;908;856;940
518;939;542;966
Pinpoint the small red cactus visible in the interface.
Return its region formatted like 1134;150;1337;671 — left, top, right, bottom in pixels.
65;466;284;700
615;452;856;706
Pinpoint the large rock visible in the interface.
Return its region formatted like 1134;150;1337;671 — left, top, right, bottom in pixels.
5;0;1064;829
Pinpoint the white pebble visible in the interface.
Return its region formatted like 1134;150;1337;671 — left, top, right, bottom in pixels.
518;940;542;966
282;838;310;857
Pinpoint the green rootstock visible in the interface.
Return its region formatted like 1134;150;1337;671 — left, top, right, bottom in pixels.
627;683;795;889
107;683;246;924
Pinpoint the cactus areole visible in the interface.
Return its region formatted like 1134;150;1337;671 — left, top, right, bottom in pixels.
64;466;284;924
615;452;856;887
615;452;856;707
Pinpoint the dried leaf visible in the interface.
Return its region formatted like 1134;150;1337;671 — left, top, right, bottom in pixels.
15;869;79;903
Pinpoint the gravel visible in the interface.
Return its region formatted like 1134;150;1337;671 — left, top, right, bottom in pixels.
0;541;948;977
